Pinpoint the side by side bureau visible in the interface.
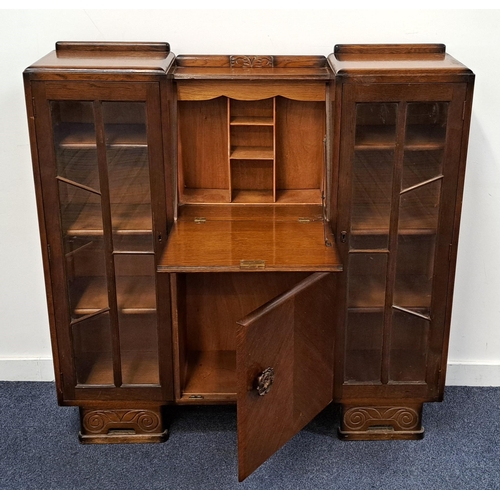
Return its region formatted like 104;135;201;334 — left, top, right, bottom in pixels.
23;42;474;480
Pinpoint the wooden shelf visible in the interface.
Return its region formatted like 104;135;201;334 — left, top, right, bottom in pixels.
230;116;273;126
355;124;446;150
232;189;274;204
348;274;431;310
230;146;274;160
61;203;152;236
54;123;147;148
70;276;156;317
355;125;396;149
180;350;236;402
179;188;231;204
76;350;160;386
276;189;322;204
405;125;446;150
179;189;323;206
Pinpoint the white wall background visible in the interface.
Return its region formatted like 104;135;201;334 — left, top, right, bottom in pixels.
1;7;499;385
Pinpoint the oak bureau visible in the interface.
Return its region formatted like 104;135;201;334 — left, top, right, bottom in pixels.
24;42;474;480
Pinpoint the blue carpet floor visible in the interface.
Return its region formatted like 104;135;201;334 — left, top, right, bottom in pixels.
0;382;499;489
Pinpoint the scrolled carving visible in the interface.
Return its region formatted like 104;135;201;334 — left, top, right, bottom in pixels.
82;409;161;435
343;406;420;431
134;411;161;432
230;55;274;68
83;411;108;433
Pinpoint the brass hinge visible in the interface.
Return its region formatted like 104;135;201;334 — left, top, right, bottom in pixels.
298;217;311;223
194;217;206;224
240;259;266;270
32;97;36;118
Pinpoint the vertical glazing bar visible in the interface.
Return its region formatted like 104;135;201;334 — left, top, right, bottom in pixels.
381;101;407;384
94;100;122;388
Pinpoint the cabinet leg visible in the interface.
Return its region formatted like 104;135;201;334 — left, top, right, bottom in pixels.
338;403;424;441
78;406;168;444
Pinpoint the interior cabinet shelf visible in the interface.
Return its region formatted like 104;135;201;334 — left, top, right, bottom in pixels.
76;350;160;386
180;188;231;204
355;125;446;150
61;203;153;236
405;125;447;150
231;189;274;204
348;275;432;310
230;116;273;126
276;189;322;204
70;276;156;317
181;350;236;401
54;123;147;148
230;146;274;160
350;217;439;236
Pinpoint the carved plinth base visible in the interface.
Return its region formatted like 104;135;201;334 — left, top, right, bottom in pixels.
79;406;168;444
338;403;424;441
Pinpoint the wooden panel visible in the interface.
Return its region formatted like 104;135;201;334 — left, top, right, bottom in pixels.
178;98;229;190
176;54;327;68
276;98;324;190
176;81;326;102
183;273;308;352
42;81;151;100
334;44;446;55
56;42;170;53
236;272;335;481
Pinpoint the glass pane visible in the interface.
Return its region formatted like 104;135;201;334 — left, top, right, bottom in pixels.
402;149;443;192
351;103;397;250
355;103;397;148
395;182;441;313
390;310;428;382
58;173;104;238
102;102;153;251
399;180;442;234
58;182;108;321
394;235;436;311
345;253;387;383
405;102;448;150
64;236;108;320
348;253;388;309
114;254;159;385
51;101;96;149
72;312;113;385
51;101;99;193
350;150;394;249
345;311;383;383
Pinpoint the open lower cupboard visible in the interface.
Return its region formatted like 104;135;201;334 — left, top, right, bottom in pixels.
24;42;474;480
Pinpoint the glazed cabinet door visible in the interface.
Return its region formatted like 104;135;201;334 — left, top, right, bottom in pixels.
31;81;169;402
236;272;335;481
336;83;467;396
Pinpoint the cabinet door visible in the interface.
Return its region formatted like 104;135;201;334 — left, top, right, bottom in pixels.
336;83;467;394
32;81;169;401
236;272;335;481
